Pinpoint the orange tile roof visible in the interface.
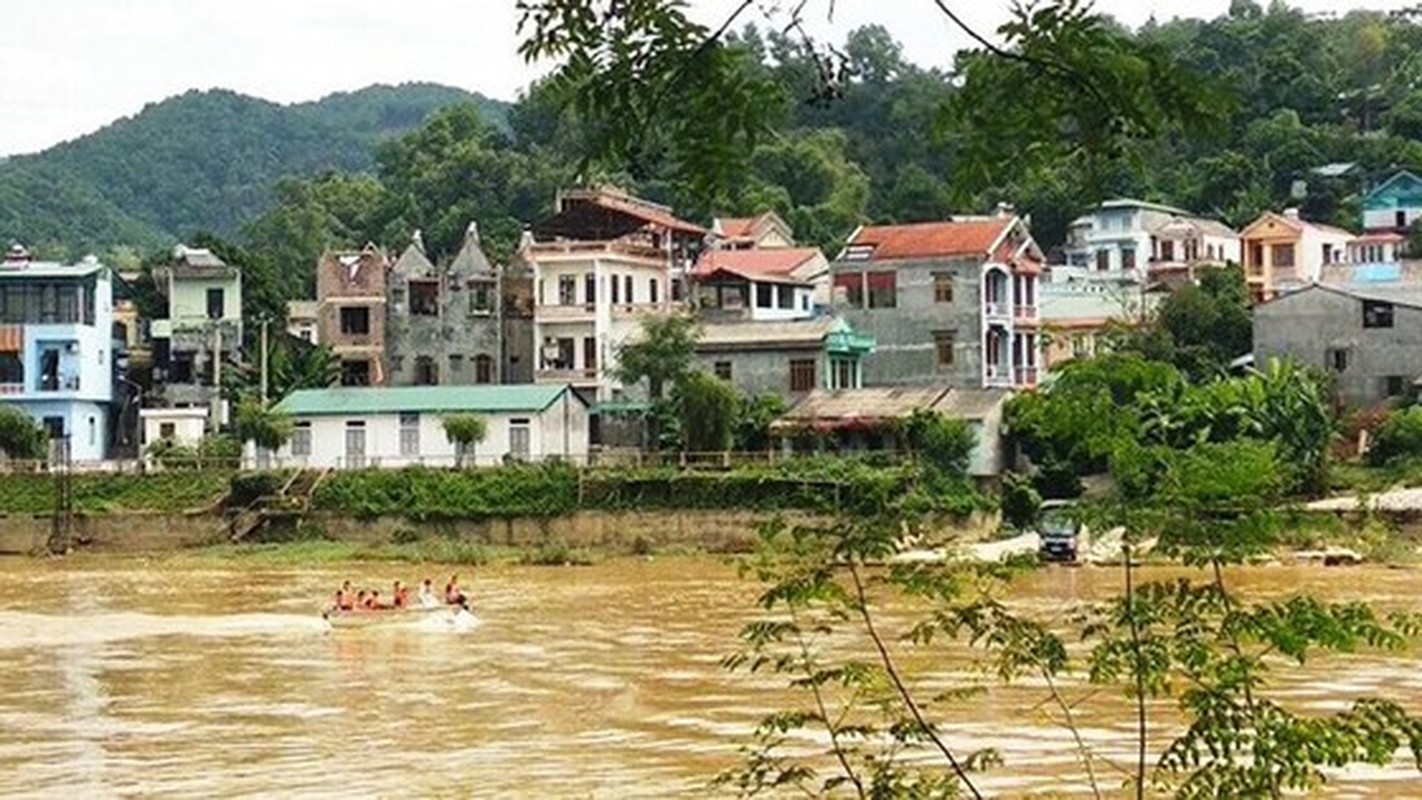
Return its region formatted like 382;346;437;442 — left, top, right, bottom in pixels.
716;217;759;238
691;247;823;279
849;219;1011;260
590;193;706;236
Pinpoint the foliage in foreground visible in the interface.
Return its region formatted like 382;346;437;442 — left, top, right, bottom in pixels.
0;471;232;515
721;439;1422;798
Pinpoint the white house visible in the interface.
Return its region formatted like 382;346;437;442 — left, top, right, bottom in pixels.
138;407;209;449
1060;199;1240;285
271;384;590;469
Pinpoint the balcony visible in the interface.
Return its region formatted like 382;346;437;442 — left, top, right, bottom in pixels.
535;303;596;322
536;368;599;384
1012;304;1038;323
983;301;1011;322
526;239;669;264
611;303;667;321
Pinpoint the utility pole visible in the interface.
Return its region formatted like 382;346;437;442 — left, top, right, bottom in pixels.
211;322;223;430
260;316;269;406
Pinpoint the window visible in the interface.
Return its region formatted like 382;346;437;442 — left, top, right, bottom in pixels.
834;272;865;308
1385;375;1407;397
292;423;312;456
789;359;817;392
583;336;597;372
1327;347;1349;372
1398;210;1408;229
650;278;659;304
340;306;370;335
391;355;405;373
671;278;684;302
583;273;596;306
391;287;406;307
1095;250;1110;271
831;358;856;389
1322;244;1334;265
714;361;732;381
341;359;371;386
1271;243;1295;269
551;337;574;369
410;280;439;316
1159;240;1175;262
399;412;420;456
344;421;366;469
933;273;954;304
170;350;195;384
756;283;773;308
610;274;621;304
1121;248;1136;271
206;287;224;320
448;354;464;374
624;276;634;304
0;352;21;385
934;330;956;367
474;354;494;384
469;280;494;314
42;416;64;438
558;275;576;305
777;285;794;309
88;417;95;447
867;271;897;309
413;356;438;386
1363;300;1394;329
159;422;176;440
39;348;59;391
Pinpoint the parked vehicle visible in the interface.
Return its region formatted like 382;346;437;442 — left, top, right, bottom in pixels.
1036;500;1082;563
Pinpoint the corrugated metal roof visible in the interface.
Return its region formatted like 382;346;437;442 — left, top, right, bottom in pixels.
696;318;838;348
275;385;576;417
772;386;1011;428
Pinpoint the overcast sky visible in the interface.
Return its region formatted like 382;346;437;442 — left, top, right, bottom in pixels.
0;0;1411;156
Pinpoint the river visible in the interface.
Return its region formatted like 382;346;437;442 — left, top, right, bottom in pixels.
0;556;1419;798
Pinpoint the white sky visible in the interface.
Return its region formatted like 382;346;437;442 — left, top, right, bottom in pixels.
0;0;1411;156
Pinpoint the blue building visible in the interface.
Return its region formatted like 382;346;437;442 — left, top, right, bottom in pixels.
0;245;118;461
1362;170;1422;234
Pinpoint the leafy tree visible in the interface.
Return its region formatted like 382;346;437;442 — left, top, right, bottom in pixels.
734;392;789;452
896;409;975;479
0;407;46;460
999;472;1042;531
615;315;699;403
443;414;489;468
232;395;293;452
674;371;740;453
1116;266;1253;379
1367;406;1422;467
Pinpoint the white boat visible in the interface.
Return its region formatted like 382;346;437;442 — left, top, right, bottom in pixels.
321;605;449;629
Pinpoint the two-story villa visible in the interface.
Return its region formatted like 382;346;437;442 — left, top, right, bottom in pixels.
150;244;242;422
520;187;704;401
708;212;797;250
833;213;1044;389
1061;199;1240;285
316;243;388;386
1240;209;1354;303
386;225;503;387
0;245;117;461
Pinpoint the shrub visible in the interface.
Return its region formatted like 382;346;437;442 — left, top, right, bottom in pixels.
1000;473;1042;531
1368;406;1422;466
229;471;287;506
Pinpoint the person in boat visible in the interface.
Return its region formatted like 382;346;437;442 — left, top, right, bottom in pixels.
366;590;389;610
418;578;439;609
445;574;467;606
392;581;410;609
336;581;356;611
355;589;369;610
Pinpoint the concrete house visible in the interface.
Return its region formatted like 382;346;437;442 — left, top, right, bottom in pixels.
271;384;589;469
832;214;1044;390
691;247;831;320
520;187;704;401
149;244;241;427
1362;170;1422;234
769;385;1012;481
1253;283;1422;407
286;300;319;344
708;212;797;250
386;225;504;387
1061;199;1240;285
316;243;388;386
694;317;875;399
1039;281;1157;369
1240;209;1353;303
0;245;118;461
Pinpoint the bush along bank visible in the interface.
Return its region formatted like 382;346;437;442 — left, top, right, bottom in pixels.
0;471;233;516
308;459;986;521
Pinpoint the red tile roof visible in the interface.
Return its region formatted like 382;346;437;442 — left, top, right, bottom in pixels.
691;247;823;279
588;193;706;236
716;217;759;238
848;219;1011;260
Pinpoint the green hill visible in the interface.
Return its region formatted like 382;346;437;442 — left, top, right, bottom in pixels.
0;82;508;258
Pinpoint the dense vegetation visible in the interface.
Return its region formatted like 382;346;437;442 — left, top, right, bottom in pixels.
0;471;232;515
0;83;506;259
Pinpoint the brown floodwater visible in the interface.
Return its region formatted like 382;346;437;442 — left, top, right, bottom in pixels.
0;555;1419;798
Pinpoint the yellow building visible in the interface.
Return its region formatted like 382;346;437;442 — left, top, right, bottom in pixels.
1239;209;1353;303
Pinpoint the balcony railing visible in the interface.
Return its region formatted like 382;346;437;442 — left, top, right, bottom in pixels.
536;368;599;383
983;301;1010;319
535;303;597;321
0;382;22;395
526;239;669;263
1013;304;1037;320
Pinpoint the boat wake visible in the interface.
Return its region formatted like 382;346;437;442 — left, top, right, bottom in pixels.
0;610;331;650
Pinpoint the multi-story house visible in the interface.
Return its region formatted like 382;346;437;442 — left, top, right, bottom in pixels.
316;243;388;386
832;213;1044;389
1362;170;1422;234
1254;283;1422;408
150;244;242;424
1060;199;1240;285
386;225;504;387
286;300;319;344
1240;209;1354;303
0;245;117;461
520;187;704;401
1039;281;1157;369
688;246;871;399
708;212;797;250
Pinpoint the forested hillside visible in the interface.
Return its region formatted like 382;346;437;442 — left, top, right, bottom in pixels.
0;83;506;259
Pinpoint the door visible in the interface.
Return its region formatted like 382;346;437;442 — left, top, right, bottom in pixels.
345;422;366;468
509;420;530;462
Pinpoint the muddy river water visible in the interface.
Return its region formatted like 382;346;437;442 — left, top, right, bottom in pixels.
0;556;1419;798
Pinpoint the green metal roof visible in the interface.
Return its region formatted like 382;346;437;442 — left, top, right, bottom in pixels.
275;384;577;417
